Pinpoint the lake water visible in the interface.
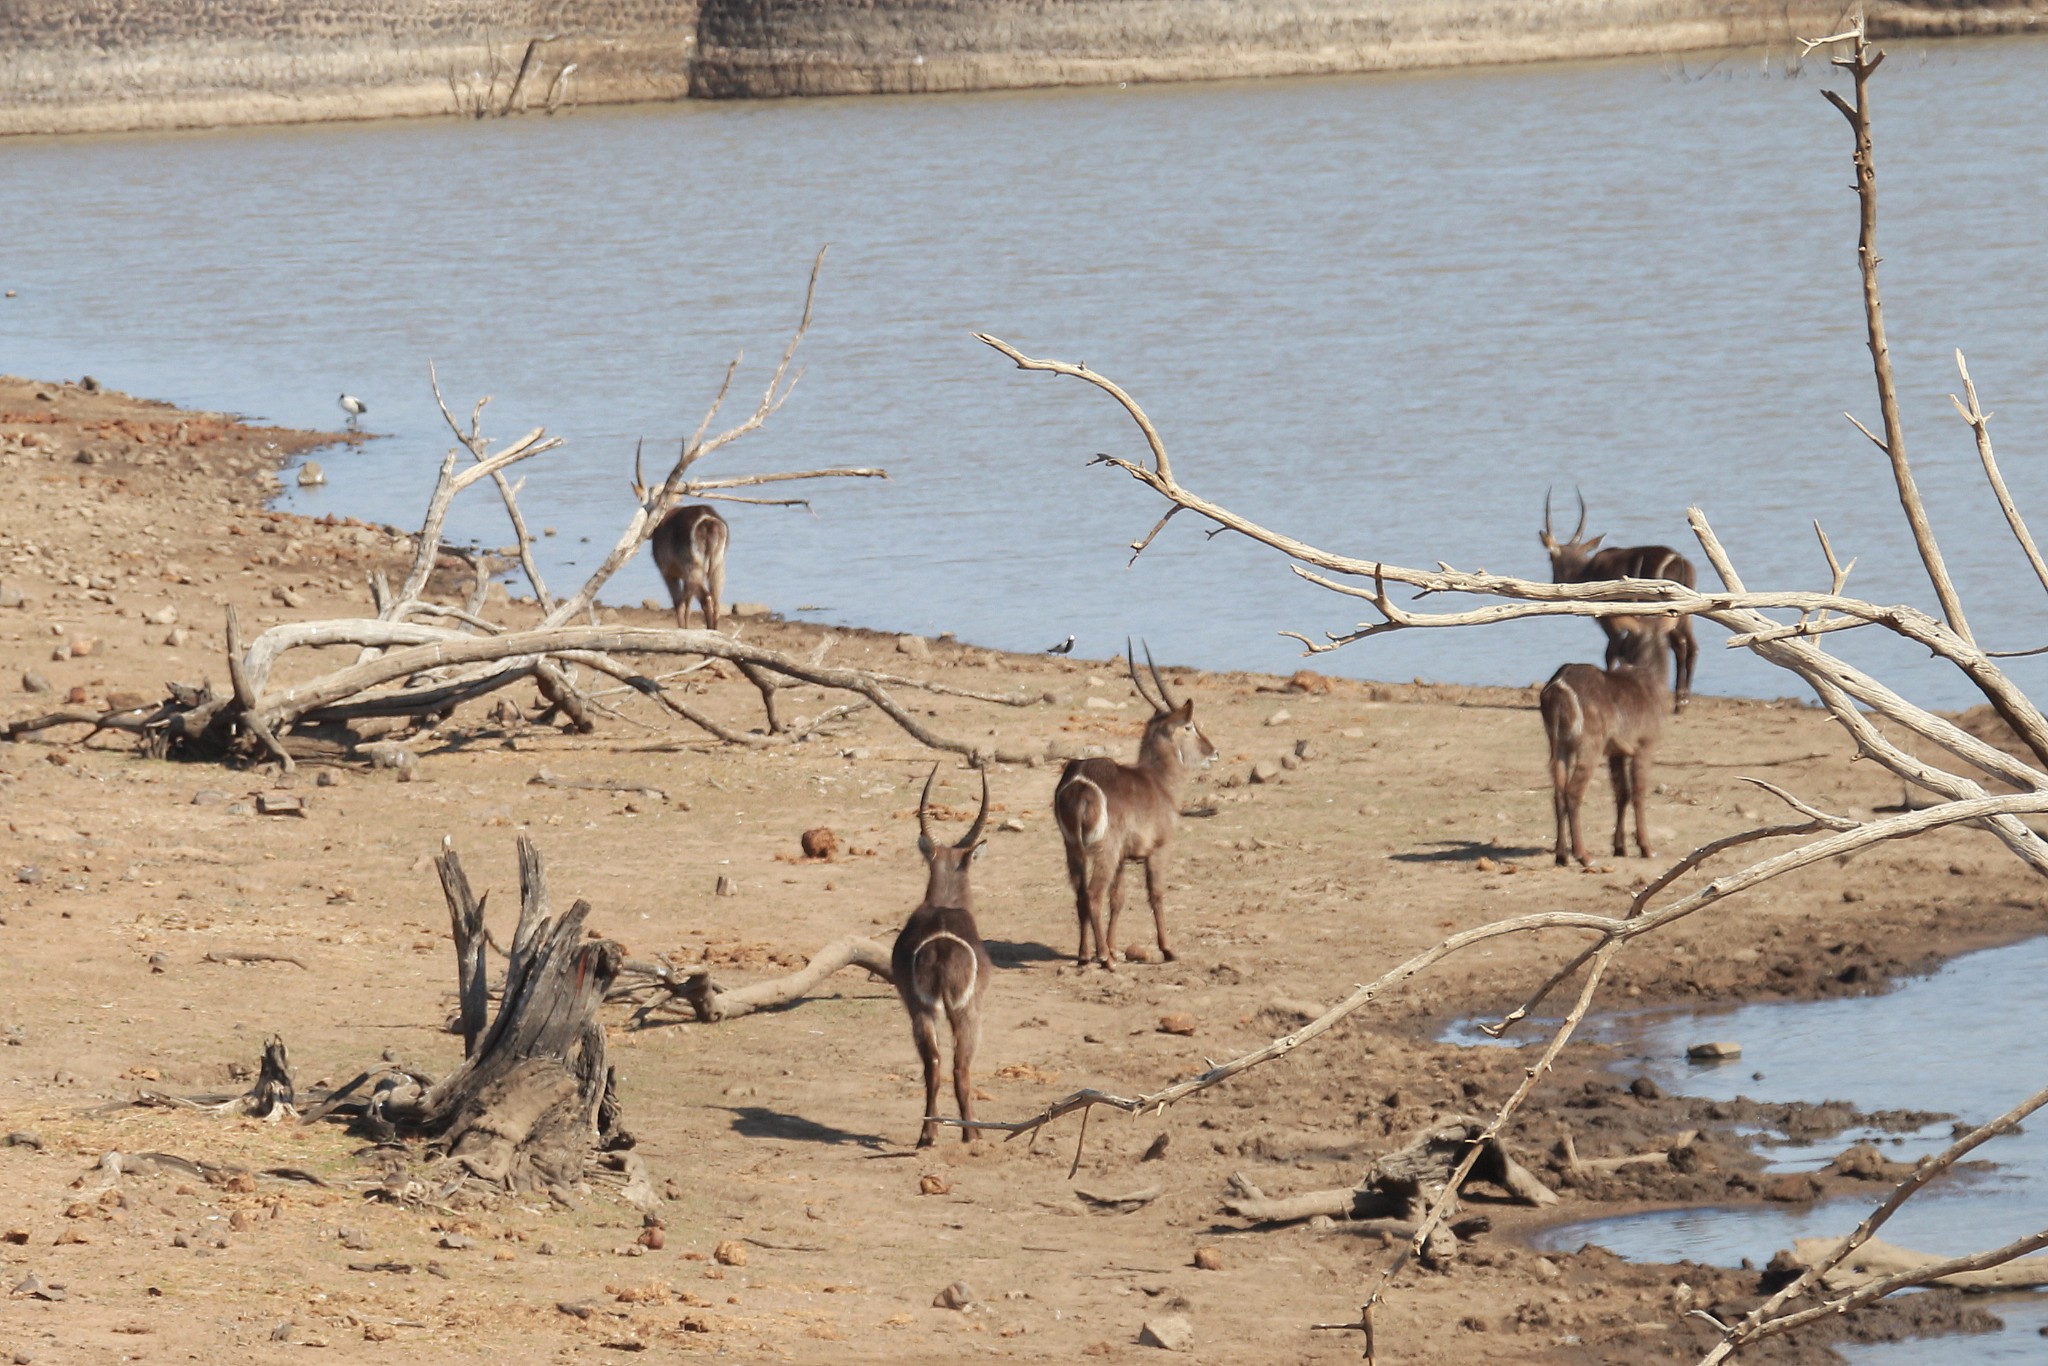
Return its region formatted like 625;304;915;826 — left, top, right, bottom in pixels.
4;41;2048;706
1524;936;2048;1363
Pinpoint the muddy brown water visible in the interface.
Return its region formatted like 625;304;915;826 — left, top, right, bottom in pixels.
4;39;2048;707
1521;936;2048;1362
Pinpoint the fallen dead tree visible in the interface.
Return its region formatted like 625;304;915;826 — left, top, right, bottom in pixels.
611;934;893;1026
1221;1116;1558;1255
975;22;2048;1363
7;250;1045;771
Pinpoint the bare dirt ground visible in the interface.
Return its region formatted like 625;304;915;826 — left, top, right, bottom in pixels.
2;378;2042;1363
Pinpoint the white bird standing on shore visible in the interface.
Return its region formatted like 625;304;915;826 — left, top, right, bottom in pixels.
338;393;366;429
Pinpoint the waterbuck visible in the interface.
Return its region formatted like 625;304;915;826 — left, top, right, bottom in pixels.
1540;622;1671;868
1539;489;1698;711
1053;643;1216;967
632;445;729;631
893;766;995;1147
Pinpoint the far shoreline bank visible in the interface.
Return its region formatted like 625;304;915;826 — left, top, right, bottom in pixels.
5;2;2046;138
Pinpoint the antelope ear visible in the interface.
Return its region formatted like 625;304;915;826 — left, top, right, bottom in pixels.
969;841;987;863
916;834;935;861
1169;699;1193;723
1538;530;1556;549
1583;534;1605;550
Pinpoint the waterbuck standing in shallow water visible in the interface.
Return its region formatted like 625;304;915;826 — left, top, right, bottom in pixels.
1540;489;1698;711
633;444;729;630
893;766;996;1147
1540;621;1672;868
1053;642;1215;967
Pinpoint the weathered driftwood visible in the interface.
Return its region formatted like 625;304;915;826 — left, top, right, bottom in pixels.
613;935;892;1026
1794;1236;2048;1292
381;836;627;1189
1221;1117;1559;1227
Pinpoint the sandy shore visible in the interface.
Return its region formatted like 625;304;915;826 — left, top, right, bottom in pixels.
0;378;2039;1361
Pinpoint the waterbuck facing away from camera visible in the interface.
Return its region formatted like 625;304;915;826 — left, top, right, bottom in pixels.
893;766;996;1147
632;444;730;631
1540;621;1671;868
1054;642;1216;967
1540;489;1698;712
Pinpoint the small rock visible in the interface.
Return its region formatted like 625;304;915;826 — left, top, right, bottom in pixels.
63;685;87;705
1686;1041;1742;1061
20;671;50;694
272;586;304;609
1123;943;1159;964
1140;1133;1170;1162
15;867;41;886
296;462;326;487
1833;1143;1907;1180
1156;1013;1197;1037
1763;1173;1822;1203
1293;738;1316;760
1192;1246;1222;1271
144;606;177;626
933;1281;973;1310
712;1239;748;1267
362;1322;395;1342
918;1173;951;1196
1474;856;1497;873
0;584;22;609
1306;1214;1336;1231
636;1226;665;1251
895;634;931;659
255;791;307;816
191;789;226;806
1262;709;1290;727
1139;1314;1194;1351
1629;1076;1663;1100
730;602;772;618
714;875;739;897
438;1234;473;1250
1084;695;1120;711
3;1132;42;1150
1248;759;1281;785
163;627;188;648
316;770;339;787
68;636;98;658
800;827;839;861
229;1211;252;1233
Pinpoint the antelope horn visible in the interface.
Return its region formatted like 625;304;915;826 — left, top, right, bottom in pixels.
633;438;646;499
1125;636;1161;711
917;764;939;848
1144;641;1178;711
1572;486;1588;543
959;766;990;849
1543;485;1554;538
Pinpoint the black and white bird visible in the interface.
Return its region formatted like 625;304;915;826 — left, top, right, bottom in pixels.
338;393;367;429
1044;635;1076;655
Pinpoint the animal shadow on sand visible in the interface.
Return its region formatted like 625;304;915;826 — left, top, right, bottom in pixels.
724;1105;891;1150
983;939;1064;967
1389;840;1545;864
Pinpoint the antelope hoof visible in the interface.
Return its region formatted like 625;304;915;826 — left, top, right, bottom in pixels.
1158;947;1178;963
915;1132;935;1149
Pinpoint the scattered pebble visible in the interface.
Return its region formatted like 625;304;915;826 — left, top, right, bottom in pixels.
19;671;50;694
932;1281;973;1310
1686;1041;1742;1060
1192;1246;1222;1271
1139;1314;1194;1351
712;1239;747;1267
1156;1013;1197;1037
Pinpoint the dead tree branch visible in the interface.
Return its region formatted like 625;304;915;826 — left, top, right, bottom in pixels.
612;936;893;1026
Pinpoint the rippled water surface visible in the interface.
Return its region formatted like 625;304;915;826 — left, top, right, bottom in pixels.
5;42;2048;703
1527;937;2048;1363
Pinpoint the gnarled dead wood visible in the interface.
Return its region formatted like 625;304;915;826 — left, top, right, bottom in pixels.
613;935;892;1026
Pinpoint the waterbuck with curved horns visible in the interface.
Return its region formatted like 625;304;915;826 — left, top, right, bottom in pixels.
893;765;996;1147
1053;642;1216;968
632;441;730;631
1539;488;1698;712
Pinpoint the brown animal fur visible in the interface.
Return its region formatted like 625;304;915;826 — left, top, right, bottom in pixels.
1540;625;1670;867
892;767;995;1147
1054;644;1215;967
649;505;729;630
1540;489;1698;711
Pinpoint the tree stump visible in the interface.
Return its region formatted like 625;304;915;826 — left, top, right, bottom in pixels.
381;836;627;1189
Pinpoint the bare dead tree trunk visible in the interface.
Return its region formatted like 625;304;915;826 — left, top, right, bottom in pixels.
386;837;627;1189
